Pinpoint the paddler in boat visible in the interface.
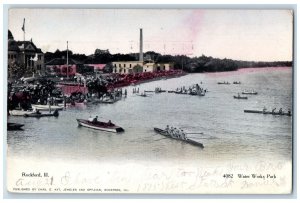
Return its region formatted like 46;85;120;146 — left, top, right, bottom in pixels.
272;108;276;114
175;128;180;138
108;120;113;126
179;129;186;140
279;108;283;114
263;106;267;114
170;127;175;138
165;125;170;133
88;116;98;123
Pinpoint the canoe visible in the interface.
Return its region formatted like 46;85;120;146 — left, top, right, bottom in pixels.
24;110;59;118
233;96;248;99
8;123;24;131
217;82;230;85
154;127;204;148
32;104;64;111
244;110;291;116
77;119;124;133
233;82;241;84
242;91;258;95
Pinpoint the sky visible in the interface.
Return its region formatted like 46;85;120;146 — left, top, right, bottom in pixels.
8;9;293;61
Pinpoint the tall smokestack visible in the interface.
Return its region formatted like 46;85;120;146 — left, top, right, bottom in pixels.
139;28;143;62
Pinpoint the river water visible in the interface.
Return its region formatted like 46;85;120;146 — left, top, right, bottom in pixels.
6;67;293;193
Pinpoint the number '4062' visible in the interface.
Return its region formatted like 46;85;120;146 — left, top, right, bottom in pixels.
223;174;233;178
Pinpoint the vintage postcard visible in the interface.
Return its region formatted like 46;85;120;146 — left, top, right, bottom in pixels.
6;8;293;194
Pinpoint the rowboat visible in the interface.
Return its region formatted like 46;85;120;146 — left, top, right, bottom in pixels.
233;96;247;99
31;104;64;111
242;91;258;95
9;109;34;116
217;82;230;85
233;82;241;84
77;119;124;133
24;110;59;118
7;123;24;131
244;110;291;116
154;127;204;148
137;93;148;97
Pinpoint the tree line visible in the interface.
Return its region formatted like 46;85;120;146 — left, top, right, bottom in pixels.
44;49;292;73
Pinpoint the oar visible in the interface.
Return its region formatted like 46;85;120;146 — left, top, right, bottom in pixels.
186;132;203;135
154;137;168;141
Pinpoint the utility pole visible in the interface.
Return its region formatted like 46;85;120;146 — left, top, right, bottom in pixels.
67;41;69;79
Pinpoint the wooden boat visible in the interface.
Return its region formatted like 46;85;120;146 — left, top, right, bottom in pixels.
154;127;204;148
233;82;241;84
77;119;124;133
242;91;258;95
137;93;148;97
244;109;291;116
217;82;230;85
31;104;64;111
9;109;34;116
24;110;59;118
233;96;248;99
155;89;166;93
7;123;24;131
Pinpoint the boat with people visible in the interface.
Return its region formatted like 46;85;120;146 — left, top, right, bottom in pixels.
24;109;59;118
7;123;24;131
233;95;248;99
233;81;241;84
242;90;258;95
76;118;124;133
217;82;230;85
155;87;166;93
153;127;204;148
31;104;64;111
244;109;291;116
137;92;148;97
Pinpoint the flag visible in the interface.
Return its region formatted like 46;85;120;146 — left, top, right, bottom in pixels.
21;18;25;32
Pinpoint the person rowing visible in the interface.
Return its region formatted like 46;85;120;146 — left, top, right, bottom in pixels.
179;129;187;140
165;125;170;133
88;115;98;123
288;108;291;116
279;108;283;114
272;108;276;114
263;106;267;114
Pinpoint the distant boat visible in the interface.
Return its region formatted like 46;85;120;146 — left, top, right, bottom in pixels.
154;127;204;148
31;104;64;111
244;109;291;116
24;109;59;118
233;95;248;99
242;90;258;95
9;109;34;116
137;93;148;97
7;123;24;131
217;82;230;85
77;119;124;133
233;81;241;84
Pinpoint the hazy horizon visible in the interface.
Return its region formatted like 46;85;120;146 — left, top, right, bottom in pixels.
8;9;293;62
